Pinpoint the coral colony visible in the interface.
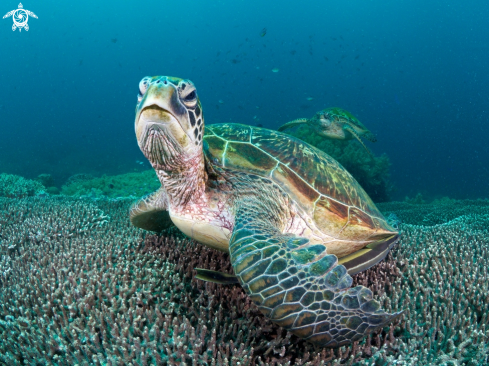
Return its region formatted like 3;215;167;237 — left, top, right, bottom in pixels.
1;180;488;364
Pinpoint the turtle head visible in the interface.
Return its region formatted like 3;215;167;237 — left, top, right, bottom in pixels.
135;76;204;170
310;110;346;139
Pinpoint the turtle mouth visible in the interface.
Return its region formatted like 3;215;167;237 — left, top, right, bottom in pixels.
138;106;185;169
139;104;177;125
138;104;191;143
138;104;178;148
140;124;184;169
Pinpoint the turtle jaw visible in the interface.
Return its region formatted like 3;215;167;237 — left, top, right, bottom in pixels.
136;101;191;147
136;105;187;168
138;123;181;170
137;105;180;145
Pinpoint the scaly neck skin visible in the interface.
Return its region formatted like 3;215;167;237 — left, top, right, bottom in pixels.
154;150;207;208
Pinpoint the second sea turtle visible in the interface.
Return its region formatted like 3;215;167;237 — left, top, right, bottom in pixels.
278;107;377;155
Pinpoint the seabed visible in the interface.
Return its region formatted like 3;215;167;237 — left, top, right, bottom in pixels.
1;190;488;365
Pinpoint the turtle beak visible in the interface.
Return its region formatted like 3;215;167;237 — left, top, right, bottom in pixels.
136;84;177;139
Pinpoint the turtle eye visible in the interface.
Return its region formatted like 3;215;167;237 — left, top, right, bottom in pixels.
138;78;150;102
180;87;198;108
184;90;196;102
179;80;198;107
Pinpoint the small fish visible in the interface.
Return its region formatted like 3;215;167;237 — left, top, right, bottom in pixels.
218;100;224;104
306;97;314;101
111;38;117;43
272;68;279;73
260;28;267;37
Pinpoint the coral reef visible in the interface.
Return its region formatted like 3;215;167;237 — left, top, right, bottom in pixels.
61;170;160;199
403;193;426;205
375;201;489;365
378;198;489;226
0;173;45;198
286;125;393;202
34;173;55;189
35;173;60;195
1;196;488;365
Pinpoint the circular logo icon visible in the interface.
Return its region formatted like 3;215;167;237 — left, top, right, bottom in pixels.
13;9;28;28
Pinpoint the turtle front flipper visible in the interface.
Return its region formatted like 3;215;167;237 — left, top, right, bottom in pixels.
277;118;308;132
129;187;173;232
229;197;402;347
345;124;374;158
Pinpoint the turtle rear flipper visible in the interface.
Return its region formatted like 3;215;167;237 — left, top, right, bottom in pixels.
130;187;173;232
229;192;402;347
195;269;240;285
277;118;308;132
339;235;399;275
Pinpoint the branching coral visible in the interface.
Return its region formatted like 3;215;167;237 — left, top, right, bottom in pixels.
378;199;489;226
0;173;45;198
61;170;160;199
375;215;489;365
1;197;488;365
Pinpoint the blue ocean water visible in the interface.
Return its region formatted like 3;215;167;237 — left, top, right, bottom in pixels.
0;0;487;200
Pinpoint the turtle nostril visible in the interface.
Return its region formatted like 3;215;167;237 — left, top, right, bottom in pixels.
163;80;168;85
155;80;161;84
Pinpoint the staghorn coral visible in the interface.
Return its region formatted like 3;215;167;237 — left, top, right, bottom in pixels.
378;198;489;226
61;170;160;199
35;173;60;195
373;214;489;365
0;173;45;198
1;196;488;365
286;125;393;203
34;173;56;189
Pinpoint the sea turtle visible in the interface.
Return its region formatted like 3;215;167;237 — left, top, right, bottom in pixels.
130;76;402;347
278;107;377;156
